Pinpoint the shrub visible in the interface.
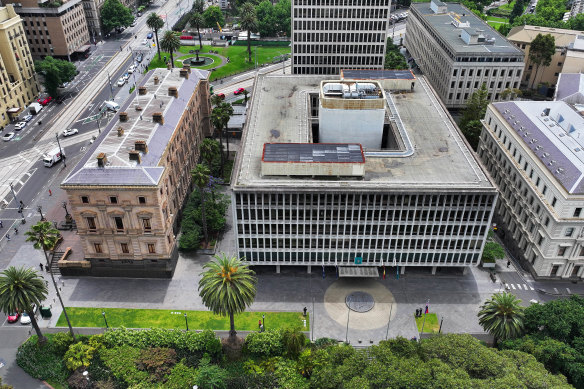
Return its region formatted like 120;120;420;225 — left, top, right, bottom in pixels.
135;347;177;381
165;361;199;389
196;356;228;389
52;331;76;356
16;336;69;386
179;226;202;251
67;368;92;389
232;40;291;47
64;341;96;371
313;337;338;348
99;346;149;386
282;327;307;358
243;330;285;358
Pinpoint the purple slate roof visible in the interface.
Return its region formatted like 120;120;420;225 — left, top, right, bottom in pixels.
63;167;163;186
555;73;584;101
494;102;584;194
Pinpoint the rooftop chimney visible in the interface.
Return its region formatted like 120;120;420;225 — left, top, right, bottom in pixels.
135;140;148;153
179;69;189;79
117;126;124;137
138;86;147;95
154;76;159;85
152;112;164;124
97;153;107;167
129;150;141;163
168;87;178;97
119;112;128;122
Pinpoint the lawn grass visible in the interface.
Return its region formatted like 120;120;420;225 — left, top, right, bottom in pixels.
415;313;439;333
57;307;309;331
487;16;508;22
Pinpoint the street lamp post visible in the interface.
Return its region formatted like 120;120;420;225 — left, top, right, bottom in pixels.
102;311;109;329
262;314;265;329
107;71;114;100
184;313;189;331
55;133;66;167
37;205;45;221
345;307;351;343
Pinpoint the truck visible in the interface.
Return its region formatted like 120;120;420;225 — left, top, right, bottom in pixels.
28;102;43;115
43;147;65;167
104;100;120;112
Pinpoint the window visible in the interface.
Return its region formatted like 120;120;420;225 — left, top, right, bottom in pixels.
81;196;89;204
86;217;96;230
558;247;567;257
565;228;574;237
542;185;547;195
552;197;557;207
536;177;540;186
110;196;118;204
138;196;146;204
580;247;584;256
544;217;550;227
121;243;129;253
142;218;152;231
537;235;544;246
575;208;582;217
147;243;156;253
94;243;102;253
551;264;560;276
114;216;124;230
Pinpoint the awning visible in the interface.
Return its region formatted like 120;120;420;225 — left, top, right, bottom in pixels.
7;107;21;113
75;44;91;53
339;266;380;278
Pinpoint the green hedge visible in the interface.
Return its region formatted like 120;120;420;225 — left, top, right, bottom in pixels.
243;330;285;358
232;40;291;47
16;336;70;387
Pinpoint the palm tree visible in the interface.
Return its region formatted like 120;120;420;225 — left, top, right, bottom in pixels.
478;292;525;343
25;221;76;341
147;13;165;61
200;138;220;170
211;103;233;177
160;31;181;68
0;267;48;345
198;253;257;342
191;164;211;245
191;12;204;50
240;3;258;63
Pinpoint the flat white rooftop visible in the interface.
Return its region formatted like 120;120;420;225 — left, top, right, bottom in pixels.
234;74;494;191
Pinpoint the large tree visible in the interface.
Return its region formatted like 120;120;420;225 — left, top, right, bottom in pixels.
459;82;489;150
192;0;205;13
25;221;76;341
147;13;165;61
159;30;181;68
211;101;234;176
34;56;76;98
478;292;525;343
198;253;257;342
528;33;556;89
255;1;276;37
190;12;204;50
191;164;211;245
240;3;258;63
273;0;291;37
100;0;134;35
203;6;225;29
0;267;48;345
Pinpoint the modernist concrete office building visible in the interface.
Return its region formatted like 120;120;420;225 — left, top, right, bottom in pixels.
291;0;391;75
405;0;524;108
60;68;212;277
232;72;497;273
0;5;39;128
478;96;584;279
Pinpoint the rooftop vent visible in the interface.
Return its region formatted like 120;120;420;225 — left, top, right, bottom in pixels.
557;168;565;174
168;87;178;97
117;126;124;137
129;150;141;163
119;112;128;122
430;0;447;14
535;145;542;150
97;152;107;167
154;76;159;85
543;108;551;116
135;140;148;153
138;86;147;96
542;152;550;158
548;160;557;166
152;112;164;124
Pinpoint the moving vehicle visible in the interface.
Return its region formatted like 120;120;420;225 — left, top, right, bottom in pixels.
62;128;79;137
117;77;127;87
29;102;43;115
14;121;26;130
216;92;225;99
7;311;19;323
128;64;137;73
20;304;37;325
37;96;52;106
234;87;245;95
23;114;33;122
2;132;14;141
147;32;153;39
43;147;65;167
105;100;120;112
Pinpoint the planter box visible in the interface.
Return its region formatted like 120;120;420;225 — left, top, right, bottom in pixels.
482;262;496;268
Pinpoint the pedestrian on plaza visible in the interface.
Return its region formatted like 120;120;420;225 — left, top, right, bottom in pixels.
49;189;52;196
507;260;510;268
0;220;3;228
13;227;18;234
6;233;9;241
39;263;44;271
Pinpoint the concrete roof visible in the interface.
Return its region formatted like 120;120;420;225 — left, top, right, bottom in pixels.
410;2;522;55
233;74;494;192
507;25;581;47
555;73;584;102
63;67;209;187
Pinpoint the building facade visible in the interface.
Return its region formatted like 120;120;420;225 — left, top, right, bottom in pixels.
82;0;104;43
60;68;212;277
232;73;497;273
291;0;391;75
0;5;39;128
405;0;524;109
478;100;584;279
5;0;90;59
507;25;582;90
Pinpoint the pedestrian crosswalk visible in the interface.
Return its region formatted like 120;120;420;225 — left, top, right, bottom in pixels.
504;283;535;291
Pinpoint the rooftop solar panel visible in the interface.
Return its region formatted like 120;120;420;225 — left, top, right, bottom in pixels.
263;143;365;163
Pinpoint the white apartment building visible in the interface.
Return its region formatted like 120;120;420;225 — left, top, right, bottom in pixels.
291;0;391;75
405;0;524;108
232;72;497;274
478;99;584;279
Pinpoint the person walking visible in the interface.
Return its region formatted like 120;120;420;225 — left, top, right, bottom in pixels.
13;227;18;235
6;233;10;241
39;263;44;271
0;220;3;228
506;260;511;268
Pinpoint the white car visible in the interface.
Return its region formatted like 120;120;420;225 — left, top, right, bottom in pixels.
117;77;127;87
20;304;37;325
2;132;15;141
128;64;137;74
142;39;149;46
23;114;33;122
62;128;79;137
14;121;26;130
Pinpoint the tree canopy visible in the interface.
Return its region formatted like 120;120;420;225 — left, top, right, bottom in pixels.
34;56;76;98
459;82;489;150
255;0;291;37
203;6;225;28
482;241;506;262
147;13;165;61
478;292;525;342
528;33;555;88
100;0;134;34
159;31;181;67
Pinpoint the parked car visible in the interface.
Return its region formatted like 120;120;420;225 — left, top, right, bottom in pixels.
136;54;143;63
2;132;15;141
62;128;79;137
14;121;26;130
37;96;52;106
7;311;19;323
128;64;137;73
234;87;246;95
23;114;33;122
147;32;153;39
216;92;225;99
137;11;142;17
58;82;69;89
142;39;148;46
131;20;137;27
117;77;127;87
20;305;37;325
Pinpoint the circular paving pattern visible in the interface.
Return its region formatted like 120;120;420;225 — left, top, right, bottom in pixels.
346;291;375;312
324;279;395;330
